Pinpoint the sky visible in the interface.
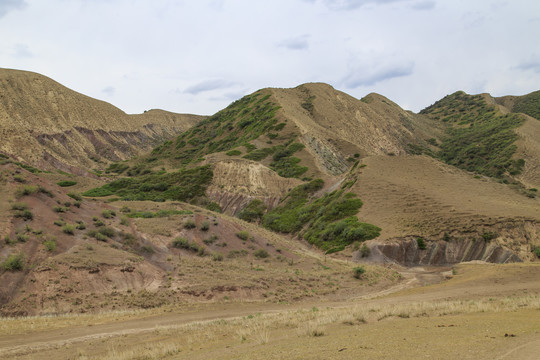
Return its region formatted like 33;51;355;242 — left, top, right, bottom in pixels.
1;0;539;115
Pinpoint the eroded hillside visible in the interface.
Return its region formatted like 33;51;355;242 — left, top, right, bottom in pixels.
0;68;203;175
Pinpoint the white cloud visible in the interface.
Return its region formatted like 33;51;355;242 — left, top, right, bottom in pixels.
0;0;26;18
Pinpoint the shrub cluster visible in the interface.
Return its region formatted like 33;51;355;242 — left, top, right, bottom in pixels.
262;179;380;252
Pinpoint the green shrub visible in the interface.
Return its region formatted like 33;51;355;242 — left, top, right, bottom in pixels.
53;219;65;227
226;149;242;156
205;202;222;213
183;219;196;229
203;235;219;245
482;232;497;242
98;227;115;238
238;199;267;223
212;253;224;261
37;186;54;198
254;249;270;259
16;233;29;243
57;180;77;187
200;221;210;231
171;237;200;253
1;253;24;271
14;209;33;221
43;238;57;252
227;249;248;258
360;244;370;258
532;247;540;258
417;237;427;250
353;266;365;279
53;206;67;213
62;224;75;235
75;221;86;230
140;245;154;253
15;185;38;198
67;193;83;201
236;231;250;241
13;175;26;183
102;210;116;219
11;203;28;211
93;218;105;227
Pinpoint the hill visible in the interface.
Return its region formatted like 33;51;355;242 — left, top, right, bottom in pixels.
0;68;203;175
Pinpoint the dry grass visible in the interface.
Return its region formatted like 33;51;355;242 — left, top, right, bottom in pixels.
61;294;540;360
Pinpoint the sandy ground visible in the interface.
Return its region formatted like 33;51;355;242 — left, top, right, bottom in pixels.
1;263;539;359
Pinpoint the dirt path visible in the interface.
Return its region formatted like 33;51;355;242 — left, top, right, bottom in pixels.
1;264;539;359
0;266;448;358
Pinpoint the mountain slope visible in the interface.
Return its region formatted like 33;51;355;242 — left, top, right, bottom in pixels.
0;68;203;175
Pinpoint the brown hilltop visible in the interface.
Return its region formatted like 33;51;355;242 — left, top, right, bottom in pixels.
0;68;203;175
269;83;441;175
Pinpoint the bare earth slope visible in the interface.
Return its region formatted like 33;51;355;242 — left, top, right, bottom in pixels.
0;68;203;175
351;155;540;261
270;83;442;175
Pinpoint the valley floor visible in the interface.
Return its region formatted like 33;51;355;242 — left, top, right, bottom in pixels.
0;263;539;359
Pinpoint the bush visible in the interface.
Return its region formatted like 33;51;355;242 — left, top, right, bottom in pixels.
171;237;200;253
226;149;242;156
482;232;497;242
75;222;86;230
37;186;54;198
236;231;250;241
67;193;83;201
200;221;210;231
353;266;366;279
212;253;224;261
11;203;28;211
360;244;370;258
53;219;65;226
98;227;115;238
227;249;248;258
15;185;38;198
53;206;67;213
254;249;270;259
57;180;77;187
16;233;29;242
238;199;267;223
13;175;26;183
533;247;540;258
102;210;116;219
43;238;57;252
203;235;219;245
14;209;33;221
183;219;196;229
1;253;24;271
93;218;105;227
417;237;427;250
62;224;75;235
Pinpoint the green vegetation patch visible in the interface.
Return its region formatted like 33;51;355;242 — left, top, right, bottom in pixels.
153;91;283;165
512;90;540;120
226;149;242;156
57;180;77;187
1;253;24;271
82;165;213;202
420;91;525;178
238;199;267;223
262;179;380;252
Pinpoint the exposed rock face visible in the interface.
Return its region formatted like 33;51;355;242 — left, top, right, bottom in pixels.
364;238;521;266
0;68;203;173
206;160;302;215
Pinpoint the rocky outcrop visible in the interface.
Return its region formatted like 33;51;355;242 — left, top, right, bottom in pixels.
363;237;521;266
206;160;302;215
